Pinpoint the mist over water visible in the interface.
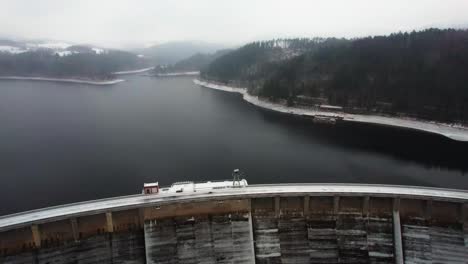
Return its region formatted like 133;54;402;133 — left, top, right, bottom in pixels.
0;75;467;215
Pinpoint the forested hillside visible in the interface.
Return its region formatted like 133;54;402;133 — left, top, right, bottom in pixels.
136;41;225;65
202;29;468;122
0;49;148;80
152;49;231;74
203;38;347;83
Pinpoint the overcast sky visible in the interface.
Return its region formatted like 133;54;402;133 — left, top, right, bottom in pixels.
1;0;468;49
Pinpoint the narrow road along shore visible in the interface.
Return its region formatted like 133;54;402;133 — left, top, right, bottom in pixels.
155;71;200;77
112;67;155;75
193;79;468;142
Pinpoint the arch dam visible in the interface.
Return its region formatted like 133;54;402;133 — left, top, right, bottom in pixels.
1;184;468;263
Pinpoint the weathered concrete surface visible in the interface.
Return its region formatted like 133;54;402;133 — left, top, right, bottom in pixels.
251;196;397;264
253;212;282;263
144;214;255;264
0;252;36;264
142;199;249;220
401;219;468;263
1;209;145;264
144;218;177;263
111;231;146;264
0;232;145;264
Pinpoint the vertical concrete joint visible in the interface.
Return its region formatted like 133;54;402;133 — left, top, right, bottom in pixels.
463;205;468;249
70;218;79;242
393;197;400;211
31;224;41;248
106;212;114;233
247;207;256;261
333;196;340;215
138;208;146;228
363;196;370;217
458;203;467;223
425;200;433;220
303;196;310;216
275;197;280;217
393;198;404;264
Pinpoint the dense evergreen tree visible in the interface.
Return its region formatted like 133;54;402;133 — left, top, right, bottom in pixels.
202;38;348;84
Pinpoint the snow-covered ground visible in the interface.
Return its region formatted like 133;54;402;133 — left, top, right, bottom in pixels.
0;76;125;85
112;67;155;75
0;40;110;57
53;50;76;56
193;79;468;142
91;47;105;54
156;71;200;77
31;42;72;50
0;45;28;54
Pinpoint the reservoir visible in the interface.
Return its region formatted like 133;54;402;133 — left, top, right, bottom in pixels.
0;75;467;215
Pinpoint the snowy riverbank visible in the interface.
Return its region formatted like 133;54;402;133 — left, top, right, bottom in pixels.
155;71;200;77
112;67;155;75
193;79;468;142
0;76;125;85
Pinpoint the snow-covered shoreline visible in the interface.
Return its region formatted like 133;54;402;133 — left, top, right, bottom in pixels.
112;67;155;75
193;79;468;142
0;76;125;85
155;71;200;77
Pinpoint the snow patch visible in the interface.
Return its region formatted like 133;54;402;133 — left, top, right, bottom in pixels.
54;50;76;57
33;42;72;50
112;67;155;75
0;45;27;54
92;47;105;54
0;76;125;85
156;71;200;77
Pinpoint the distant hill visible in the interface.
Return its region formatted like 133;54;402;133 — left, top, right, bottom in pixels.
136;41;227;65
0;39;23;47
171;49;231;72
0;39;149;79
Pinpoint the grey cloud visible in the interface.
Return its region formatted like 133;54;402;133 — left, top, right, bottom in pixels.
1;0;467;49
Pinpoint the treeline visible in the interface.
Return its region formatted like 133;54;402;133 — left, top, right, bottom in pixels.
202;38;348;83
152;49;231;74
203;29;468;122
0;49;147;79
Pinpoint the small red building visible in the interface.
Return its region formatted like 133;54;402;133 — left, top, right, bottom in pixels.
142;182;159;195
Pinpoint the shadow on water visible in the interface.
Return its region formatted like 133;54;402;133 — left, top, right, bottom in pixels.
256;108;468;173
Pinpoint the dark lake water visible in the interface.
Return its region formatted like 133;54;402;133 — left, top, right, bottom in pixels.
1;75;467;215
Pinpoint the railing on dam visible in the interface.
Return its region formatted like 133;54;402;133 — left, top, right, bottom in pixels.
1;183;468;263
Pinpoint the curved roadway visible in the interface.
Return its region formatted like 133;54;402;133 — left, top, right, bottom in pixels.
1;183;468;232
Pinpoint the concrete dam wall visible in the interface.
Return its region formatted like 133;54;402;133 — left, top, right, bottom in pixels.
1;184;468;263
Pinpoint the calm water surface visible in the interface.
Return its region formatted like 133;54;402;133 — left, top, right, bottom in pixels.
0;75;467;215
